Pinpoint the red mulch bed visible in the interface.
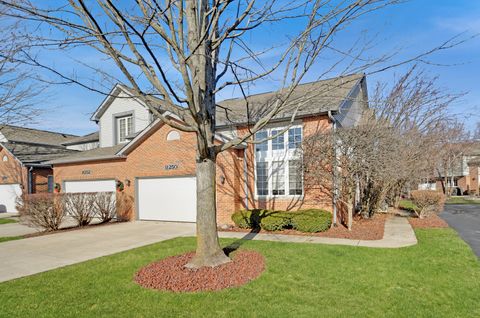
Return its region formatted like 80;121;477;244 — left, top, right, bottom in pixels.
220;213;388;240
134;250;265;292
408;214;449;229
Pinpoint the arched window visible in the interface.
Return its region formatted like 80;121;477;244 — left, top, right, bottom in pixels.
166;130;180;141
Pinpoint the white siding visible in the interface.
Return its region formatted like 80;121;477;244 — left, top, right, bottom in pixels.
336;83;365;128
99;91;151;147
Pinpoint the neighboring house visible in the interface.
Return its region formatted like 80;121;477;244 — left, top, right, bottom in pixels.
0;125;81;212
419;144;480;195
47;74;368;225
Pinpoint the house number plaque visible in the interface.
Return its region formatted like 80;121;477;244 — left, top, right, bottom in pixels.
164;164;178;170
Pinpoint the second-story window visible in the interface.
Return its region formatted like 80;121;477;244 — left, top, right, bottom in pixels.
117;115;133;143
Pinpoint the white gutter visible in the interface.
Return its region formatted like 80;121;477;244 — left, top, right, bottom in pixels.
328;110;338;227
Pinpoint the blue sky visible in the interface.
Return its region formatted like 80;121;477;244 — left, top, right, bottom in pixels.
26;0;480;136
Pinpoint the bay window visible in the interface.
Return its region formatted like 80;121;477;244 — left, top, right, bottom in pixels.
254;125;303;197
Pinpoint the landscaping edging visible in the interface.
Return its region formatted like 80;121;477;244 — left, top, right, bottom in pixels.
219;216;417;248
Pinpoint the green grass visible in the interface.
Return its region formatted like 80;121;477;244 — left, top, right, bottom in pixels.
0;218;17;224
0;230;479;318
446;196;480;205
398;199;418;212
0;236;22;243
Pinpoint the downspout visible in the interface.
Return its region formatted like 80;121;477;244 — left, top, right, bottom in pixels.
243;148;249;210
27;166;33;194
328;110;338;227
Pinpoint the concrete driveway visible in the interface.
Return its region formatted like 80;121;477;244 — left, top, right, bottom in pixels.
0;221;195;283
440;204;480;258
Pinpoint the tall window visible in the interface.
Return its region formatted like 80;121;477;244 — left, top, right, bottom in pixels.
288;127;302;149
271;129;284;151
255;131;268;153
256;162;269;196
254;125;303;197
272;161;285;195
117;115;133;143
288;160;303;195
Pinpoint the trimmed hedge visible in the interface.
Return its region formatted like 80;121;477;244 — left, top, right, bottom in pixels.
290;209;332;232
260;212;291;231
231;209;332;233
231;209;269;229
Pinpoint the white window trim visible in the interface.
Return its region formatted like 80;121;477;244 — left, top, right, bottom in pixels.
254;124;304;199
117;115;133;144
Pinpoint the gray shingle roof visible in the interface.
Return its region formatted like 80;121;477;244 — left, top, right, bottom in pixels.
216;74;363;126
0;125;77;146
62;132;99;145
2;142;78;164
45;144;125;165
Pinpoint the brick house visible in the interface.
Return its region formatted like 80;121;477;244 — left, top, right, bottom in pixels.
418;143;480;195
48;74;368;225
0;125;83;212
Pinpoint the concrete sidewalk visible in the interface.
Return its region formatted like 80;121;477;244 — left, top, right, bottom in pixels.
0;221;195;283
219;216;417;248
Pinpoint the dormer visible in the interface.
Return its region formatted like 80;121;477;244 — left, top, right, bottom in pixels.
91;84;154;148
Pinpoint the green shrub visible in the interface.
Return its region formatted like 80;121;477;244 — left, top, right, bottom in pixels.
290;209;332;232
231;209;269;229
231;210;252;228
259;212;291;231
231;209;332;233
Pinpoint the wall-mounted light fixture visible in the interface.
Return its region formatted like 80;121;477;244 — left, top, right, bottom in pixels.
219;175;225;185
125;179;131;187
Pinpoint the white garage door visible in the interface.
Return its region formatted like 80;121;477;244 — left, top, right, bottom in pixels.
137;176;196;222
64;179;116;193
0;184;22;213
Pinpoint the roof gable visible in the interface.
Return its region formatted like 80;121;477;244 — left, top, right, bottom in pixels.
90;84;137;122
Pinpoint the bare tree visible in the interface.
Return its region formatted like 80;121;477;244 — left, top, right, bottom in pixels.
0;1;469;267
304;68;462;226
0;9;42;125
473;122;480;140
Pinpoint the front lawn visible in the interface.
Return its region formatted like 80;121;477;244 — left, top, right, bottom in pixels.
0;218;17;224
398;199;417;212
0;230;479;318
446;196;480;205
0;236;22;243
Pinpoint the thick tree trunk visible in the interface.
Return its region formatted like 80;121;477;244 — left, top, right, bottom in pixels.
347;200;353;231
185;156;231;268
